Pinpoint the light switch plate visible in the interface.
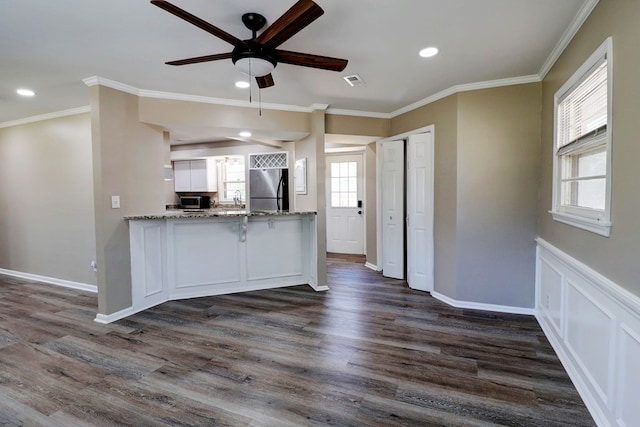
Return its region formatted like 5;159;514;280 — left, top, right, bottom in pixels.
111;195;121;209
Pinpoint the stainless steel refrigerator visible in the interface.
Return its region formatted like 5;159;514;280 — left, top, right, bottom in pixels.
249;168;289;211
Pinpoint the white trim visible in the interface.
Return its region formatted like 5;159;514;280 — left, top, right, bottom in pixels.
550;210;611;237
83;76;313;114
536;238;640;314
325;146;367;154
0;268;97;293
310;103;329;111
95;281;326;324
326;108;392;119
431;291;535;316
535;238;640;427
364;262;381;272
0;106;90;129
94;306;137;324
81;75;544;123
378;124;436;144
390;75;540;118
538;0;601;79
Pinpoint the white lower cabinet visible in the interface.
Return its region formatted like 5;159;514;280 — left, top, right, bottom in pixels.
128;214;318;315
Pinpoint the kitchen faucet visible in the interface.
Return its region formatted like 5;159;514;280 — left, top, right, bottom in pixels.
233;190;242;207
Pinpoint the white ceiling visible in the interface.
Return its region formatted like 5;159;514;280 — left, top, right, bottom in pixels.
1;0;592;129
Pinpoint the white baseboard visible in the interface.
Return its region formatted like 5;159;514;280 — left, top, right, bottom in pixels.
0;268;97;293
364;262;381;271
431;291;535;315
536;238;640;427
94;307;137;324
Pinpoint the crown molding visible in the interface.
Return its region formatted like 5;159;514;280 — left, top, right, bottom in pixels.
390;74;541;118
310;103;329;111
140;89;312;113
0;106;91;129
326;108;392;119
83;75;312;113
82;76;139;95
538;0;600;79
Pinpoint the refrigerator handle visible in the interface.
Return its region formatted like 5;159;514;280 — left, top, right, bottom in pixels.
276;174;283;211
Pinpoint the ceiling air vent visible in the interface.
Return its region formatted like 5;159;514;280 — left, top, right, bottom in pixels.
343;74;365;87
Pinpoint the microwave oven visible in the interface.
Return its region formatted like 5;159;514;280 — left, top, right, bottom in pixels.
180;195;210;209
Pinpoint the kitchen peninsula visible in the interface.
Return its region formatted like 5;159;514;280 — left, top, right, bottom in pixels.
122;210;321;319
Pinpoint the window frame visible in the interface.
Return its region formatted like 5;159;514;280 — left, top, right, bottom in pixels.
551;37;613;237
217;157;246;204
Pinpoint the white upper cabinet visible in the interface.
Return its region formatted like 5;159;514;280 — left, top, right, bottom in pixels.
174;159;217;192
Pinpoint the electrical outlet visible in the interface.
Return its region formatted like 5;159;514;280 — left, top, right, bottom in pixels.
268;219;275;229
545;294;550;309
90;260;98;272
111;195;121;209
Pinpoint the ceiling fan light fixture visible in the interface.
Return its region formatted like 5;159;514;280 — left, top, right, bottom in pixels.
233;57;276;77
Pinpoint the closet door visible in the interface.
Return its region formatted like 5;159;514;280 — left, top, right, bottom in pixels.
381;139;405;279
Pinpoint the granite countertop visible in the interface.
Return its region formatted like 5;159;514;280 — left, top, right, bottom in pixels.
124;209;317;221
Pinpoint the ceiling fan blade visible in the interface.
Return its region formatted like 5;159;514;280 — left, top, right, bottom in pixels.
256;74;275;88
276;50;348;72
255;0;324;48
166;52;233;66
151;0;242;47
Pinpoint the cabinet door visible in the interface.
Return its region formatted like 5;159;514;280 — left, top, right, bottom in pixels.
174;161;192;192
189;160;208;192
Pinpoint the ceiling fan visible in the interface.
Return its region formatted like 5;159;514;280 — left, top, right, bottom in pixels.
151;0;349;88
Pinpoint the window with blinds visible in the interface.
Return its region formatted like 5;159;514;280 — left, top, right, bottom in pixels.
551;37;612;237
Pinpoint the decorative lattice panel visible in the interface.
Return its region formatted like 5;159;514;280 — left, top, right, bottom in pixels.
249;152;288;169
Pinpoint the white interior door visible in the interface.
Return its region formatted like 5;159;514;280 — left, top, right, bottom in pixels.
326;154;364;254
381;140;405;279
407;132;434;291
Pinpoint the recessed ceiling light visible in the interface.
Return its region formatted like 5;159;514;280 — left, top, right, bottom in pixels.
239;131;252;138
419;47;439;58
16;88;36;97
235;81;250;89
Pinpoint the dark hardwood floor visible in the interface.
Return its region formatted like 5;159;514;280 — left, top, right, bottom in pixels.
0;254;595;426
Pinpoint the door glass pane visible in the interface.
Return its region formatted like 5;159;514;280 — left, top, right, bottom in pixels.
330;161;358;207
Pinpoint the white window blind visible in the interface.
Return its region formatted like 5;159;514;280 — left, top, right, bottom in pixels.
557;58;608;152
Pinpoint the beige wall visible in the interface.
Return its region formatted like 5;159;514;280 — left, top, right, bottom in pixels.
0;113;97;285
294;134;318;212
326;114;390;137
392;95;459;299
539;0;640;297
390;84;541;307
139;98;310;136
456;84;541;307
91;86;166;315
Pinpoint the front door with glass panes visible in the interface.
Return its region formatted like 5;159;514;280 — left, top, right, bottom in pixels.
326;154;364;254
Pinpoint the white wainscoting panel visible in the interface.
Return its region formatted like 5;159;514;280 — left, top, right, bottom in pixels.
246;217;303;281
169;219;242;288
617;325;640;426
536;238;640;427
130;220;166;312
